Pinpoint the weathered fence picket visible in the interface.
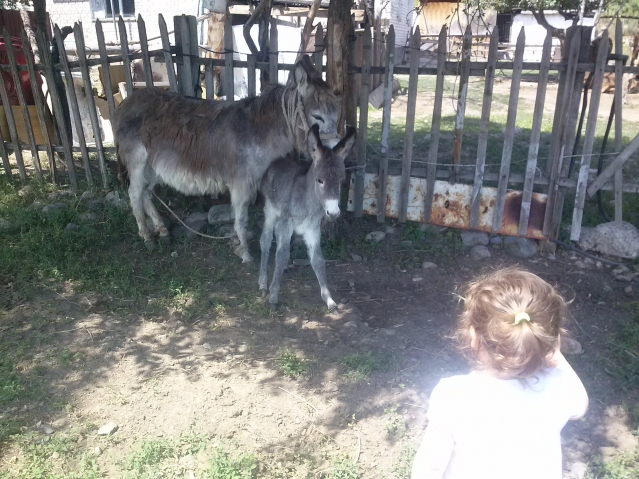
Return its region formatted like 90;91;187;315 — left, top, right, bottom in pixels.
614;18;623;224
423;26;447;223
451;25;472;183
269;18;279;87
95;20;118;123
354;26;371;218
492;28;525;232
159;14;178;93
75;22;108;188
54;24;92;185
518;32;552;236
225;16;234;102
398;26;420;223
247;54;256;97
3;28;41;181
0;121;10;179
376;25;395;224
138;15;154;88
469;27;498;230
571;30;610;241
118;16;134;96
178;15;195;97
0;43;26;181
588;133;639;196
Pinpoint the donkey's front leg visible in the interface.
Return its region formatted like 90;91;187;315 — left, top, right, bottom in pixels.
268;223;293;309
303;227;337;311
230;189;254;266
258;213;276;297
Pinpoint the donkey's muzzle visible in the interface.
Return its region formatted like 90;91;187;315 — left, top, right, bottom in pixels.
326;210;340;221
325;199;340;221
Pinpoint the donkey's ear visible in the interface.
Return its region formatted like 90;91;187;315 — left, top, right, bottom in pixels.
294;56;316;96
333;126;357;162
307;124;325;162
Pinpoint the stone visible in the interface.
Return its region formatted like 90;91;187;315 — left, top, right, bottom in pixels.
343;321;358;329
0;218;10;230
42;203;67;215
420;224;448;234
51;452;60;459
65;222;79;232
400;240;413;248
624;285;633;296
351;253;362;262
185;220;208;238
29;200;44;211
105;191;127;208
489;236;503;246
293;258;310;267
503;237;538;259
470;245;491;260
615;272;637;282
185;212;209;226
78;212;98;222
578;221;639;259
385;226;395;235
461;231;489;247
94;447;102;456
560;337;582;355
348;280;355;288
421;261;437;270
365;231;386;243
18;185;33;197
412;276;423;282
40;423;54;435
87;200;104;212
97;422;118;436
80;191;94;201
217;224;235;237
574;260;588;269
569;462;588;479
179;454;195;469
208;204;235;225
48;191;72;202
612;265;630;276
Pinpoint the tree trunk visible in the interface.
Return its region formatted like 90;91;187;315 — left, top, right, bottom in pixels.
205;12;227;98
327;0;356;134
20;9;39;62
33;0;47;34
296;0;322;61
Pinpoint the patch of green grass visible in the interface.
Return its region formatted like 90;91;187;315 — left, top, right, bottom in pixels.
276;350;309;379
328;456;360;479
205;447;258;479
121;439;176;479
586;450;639;479
599;304;639;391
384;407;406;438
391;441;417;479
322;237;348;260
341;351;399;381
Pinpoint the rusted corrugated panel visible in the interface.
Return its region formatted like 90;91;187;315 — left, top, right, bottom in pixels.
347;173;547;239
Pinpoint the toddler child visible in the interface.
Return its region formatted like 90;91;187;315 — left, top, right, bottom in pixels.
411;267;588;479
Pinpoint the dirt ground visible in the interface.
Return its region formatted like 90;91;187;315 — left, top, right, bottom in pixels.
2;210;639;478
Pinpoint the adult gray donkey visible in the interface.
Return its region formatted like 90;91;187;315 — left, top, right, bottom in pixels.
259;124;356;310
112;56;339;264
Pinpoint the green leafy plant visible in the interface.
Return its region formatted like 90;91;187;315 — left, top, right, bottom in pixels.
277;350;309;379
206;447;258;479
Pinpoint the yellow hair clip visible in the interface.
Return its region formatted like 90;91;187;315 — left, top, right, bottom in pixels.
514;312;531;325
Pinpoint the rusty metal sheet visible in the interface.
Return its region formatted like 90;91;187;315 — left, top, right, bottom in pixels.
347;173;547;240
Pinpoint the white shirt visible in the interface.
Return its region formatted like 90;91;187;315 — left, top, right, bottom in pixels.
413;365;588;479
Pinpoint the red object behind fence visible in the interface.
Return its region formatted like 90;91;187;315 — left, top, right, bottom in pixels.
0;36;40;105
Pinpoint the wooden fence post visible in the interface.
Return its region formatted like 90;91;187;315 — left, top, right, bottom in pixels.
74;22;108;188
469;27;498;230
138;14;153;88
398;26;420;224
377;25;395;224
571;30;610;241
118;16;133;96
518;31;552;236
95;20;118;123
269;18;278;86
247;54;256;97
224;16;234;102
54;24;92;186
354;26;371;218
424;25;447;224
0;123;10;179
179;15;195;97
159;14;178;93
614;18;623;224
314;24;323;72
451;25;472;184
36;30;76;189
3;28;42;181
0;44;26;181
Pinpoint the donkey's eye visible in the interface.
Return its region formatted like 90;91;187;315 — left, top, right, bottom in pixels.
312;114;324;123
317;179;324;185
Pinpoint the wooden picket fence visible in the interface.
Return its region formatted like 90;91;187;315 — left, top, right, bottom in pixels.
1;14;639;244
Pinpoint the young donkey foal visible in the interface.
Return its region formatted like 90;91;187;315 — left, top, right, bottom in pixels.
259;125;357;310
112;56;338;264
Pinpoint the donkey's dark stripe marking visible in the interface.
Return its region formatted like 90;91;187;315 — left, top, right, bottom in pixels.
112;56;338;264
259;125;357;310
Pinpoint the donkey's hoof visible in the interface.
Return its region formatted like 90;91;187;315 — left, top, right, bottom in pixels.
327;301;338;313
144;239;156;252
159;235;171;246
260;288;268;298
269;302;278;311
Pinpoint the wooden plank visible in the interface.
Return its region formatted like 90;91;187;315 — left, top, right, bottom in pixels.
451;25;472;183
54;24;92;186
543;31;581;236
118;16;133;96
74;22;108;188
424;26;447;223
36;30;76;189
95;20;117;122
205;59;214;99
314;23;323;71
354;26;372;218
247;54;256;97
138;14;153;88
21;28;56;183
0;116;11;179
269;18;278;86
518;31;552;236
377;25;395;224
398;26;420;224
571;30;609;241
224;16;234;102
159;14;178;93
372;18;381;90
492;28;525;232
187;15;200;97
180;15;195;97
587;133;639;196
0;41;26;181
614;18;623;224
3;28;41;181
469;27;498;230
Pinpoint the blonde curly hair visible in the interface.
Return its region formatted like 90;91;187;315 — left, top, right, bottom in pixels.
457;267;566;380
